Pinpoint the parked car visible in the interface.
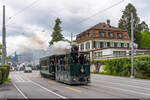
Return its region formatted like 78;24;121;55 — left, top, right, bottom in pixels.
24;67;32;73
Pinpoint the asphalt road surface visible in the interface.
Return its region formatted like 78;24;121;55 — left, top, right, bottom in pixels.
1;71;150;99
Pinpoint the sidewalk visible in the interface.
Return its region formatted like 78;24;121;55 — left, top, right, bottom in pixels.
0;81;22;98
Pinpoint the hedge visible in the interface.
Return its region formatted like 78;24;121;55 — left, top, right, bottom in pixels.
0;71;2;84
0;65;10;84
91;55;150;78
2;65;10;79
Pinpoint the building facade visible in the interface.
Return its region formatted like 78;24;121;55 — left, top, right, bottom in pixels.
76;20;132;60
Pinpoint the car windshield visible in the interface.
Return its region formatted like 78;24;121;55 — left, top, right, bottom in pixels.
26;67;31;70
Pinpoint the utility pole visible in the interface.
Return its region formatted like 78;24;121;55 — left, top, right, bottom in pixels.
2;5;7;65
130;12;134;78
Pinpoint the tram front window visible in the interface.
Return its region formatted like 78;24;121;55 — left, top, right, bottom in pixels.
79;53;89;64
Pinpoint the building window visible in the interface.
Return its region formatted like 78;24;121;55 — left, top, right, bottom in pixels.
109;33;114;38
93;41;97;49
127;43;130;48
113;51;126;56
114;42;118;47
117;33;124;39
80;44;84;51
121;43;124;48
99;32;106;38
86;42;90;50
100;42;104;48
94;51;103;59
107;42;110;47
98;51;103;57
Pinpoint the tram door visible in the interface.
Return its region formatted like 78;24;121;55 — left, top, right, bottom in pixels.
55;55;65;82
55;55;71;83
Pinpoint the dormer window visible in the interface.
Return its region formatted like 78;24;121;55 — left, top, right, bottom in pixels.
99;32;106;38
109;33;114;38
117;33;123;39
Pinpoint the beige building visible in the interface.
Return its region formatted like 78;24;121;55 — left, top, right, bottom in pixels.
76;20;132;60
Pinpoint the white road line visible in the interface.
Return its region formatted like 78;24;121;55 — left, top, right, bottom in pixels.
12;82;28;99
15;76;21;82
19;75;31;82
30;81;67;99
93;77;150;91
16;76;25;82
95;83;150;97
19;74;67;99
94;74;150;84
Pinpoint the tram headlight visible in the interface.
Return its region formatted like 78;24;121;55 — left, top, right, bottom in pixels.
73;78;76;81
80;66;84;73
72;77;76;81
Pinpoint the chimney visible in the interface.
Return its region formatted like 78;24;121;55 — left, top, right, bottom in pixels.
107;19;110;26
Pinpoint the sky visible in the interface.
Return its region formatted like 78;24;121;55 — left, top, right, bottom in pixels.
0;0;149;55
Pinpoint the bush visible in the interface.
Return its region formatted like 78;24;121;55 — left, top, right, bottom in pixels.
91;55;150;78
0;67;7;83
0;65;10;84
134;60;150;77
2;65;10;78
0;71;2;83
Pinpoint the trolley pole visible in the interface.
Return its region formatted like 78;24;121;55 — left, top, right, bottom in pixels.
130;12;134;78
2;5;7;65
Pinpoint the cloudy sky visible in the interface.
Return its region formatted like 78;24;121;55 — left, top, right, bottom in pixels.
0;0;149;55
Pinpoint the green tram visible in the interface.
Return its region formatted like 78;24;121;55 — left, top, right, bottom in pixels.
39;45;90;85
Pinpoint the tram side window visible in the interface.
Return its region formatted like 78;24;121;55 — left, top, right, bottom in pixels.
49;60;55;73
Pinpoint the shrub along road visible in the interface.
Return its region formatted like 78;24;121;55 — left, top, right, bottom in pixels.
1;71;150;99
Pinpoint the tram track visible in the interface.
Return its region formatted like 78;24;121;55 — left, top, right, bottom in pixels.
79;84;124;98
11;72;67;99
9;71;150;98
12;82;28;99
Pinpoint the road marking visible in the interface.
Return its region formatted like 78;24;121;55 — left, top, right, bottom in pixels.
66;86;82;93
15;75;31;83
30;81;67;99
96;83;150;97
94;78;150;91
48;80;56;84
12;82;28;99
17;76;25;82
93;74;150;85
14;74;66;99
15;76;21;82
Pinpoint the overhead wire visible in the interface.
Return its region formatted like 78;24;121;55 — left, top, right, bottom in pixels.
6;0;40;25
2;0;125;42
62;0;125;37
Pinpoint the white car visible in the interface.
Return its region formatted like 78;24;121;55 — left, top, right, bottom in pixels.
24;67;32;73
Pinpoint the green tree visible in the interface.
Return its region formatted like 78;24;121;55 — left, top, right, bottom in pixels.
138;21;149;32
49;18;64;46
140;30;150;48
118;3;149;48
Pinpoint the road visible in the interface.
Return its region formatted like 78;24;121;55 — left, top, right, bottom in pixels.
0;71;150;99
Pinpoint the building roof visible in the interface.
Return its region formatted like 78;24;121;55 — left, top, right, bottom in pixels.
76;20;130;42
